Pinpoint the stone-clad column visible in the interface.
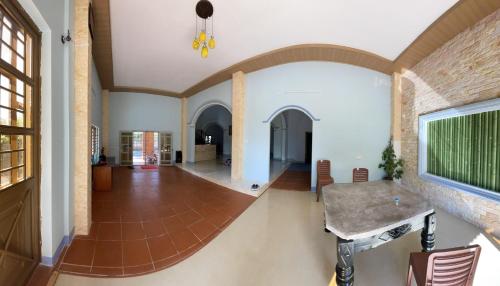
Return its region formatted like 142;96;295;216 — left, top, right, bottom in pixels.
231;71;245;180
102;89;109;154
181;98;188;163
74;0;92;235
391;72;402;157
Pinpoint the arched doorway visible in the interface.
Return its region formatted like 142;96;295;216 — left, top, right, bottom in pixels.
193;105;232;164
270;109;313;191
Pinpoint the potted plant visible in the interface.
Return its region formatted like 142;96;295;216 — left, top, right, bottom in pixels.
378;137;403;180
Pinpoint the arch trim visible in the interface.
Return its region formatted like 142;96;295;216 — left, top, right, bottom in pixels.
262;105;320;123
188;100;232;126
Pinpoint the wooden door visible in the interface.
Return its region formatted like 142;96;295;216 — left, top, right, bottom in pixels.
120;132;133;166
0;1;41;285
159;133;172;165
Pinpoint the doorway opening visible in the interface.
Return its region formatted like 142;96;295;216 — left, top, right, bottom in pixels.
270;110;313;191
193;105;232;167
120;131;172;166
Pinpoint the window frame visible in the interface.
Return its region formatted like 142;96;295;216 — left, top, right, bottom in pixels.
418;98;500;202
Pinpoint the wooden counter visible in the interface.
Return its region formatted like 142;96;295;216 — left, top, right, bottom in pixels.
194;144;216;162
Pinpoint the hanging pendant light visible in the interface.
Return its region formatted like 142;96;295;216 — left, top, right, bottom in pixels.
193;0;215;58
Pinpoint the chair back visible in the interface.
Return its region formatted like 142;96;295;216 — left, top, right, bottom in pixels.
352;168;368;182
317;160;331;177
426;245;481;286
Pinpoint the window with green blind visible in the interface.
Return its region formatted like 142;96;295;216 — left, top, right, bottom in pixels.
419;99;500;202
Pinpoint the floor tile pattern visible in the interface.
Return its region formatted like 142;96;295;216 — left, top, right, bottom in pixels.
58;167;255;277
271;168;311;191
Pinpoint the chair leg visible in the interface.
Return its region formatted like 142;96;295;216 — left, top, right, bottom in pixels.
316;184;321;202
406;264;413;286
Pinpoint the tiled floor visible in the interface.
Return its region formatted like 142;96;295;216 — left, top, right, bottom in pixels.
271;164;311;191
178;159;289;197
58;167;255;277
55;189;500;286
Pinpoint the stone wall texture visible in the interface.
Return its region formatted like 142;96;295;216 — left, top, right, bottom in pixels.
400;10;500;236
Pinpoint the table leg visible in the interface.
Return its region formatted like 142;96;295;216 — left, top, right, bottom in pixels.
336;237;354;286
421;212;436;252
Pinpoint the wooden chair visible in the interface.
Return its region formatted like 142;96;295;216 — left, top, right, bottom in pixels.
316;160;334;202
406;245;481;286
352;168;368;183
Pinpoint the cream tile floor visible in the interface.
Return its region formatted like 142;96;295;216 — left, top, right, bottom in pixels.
177;160;289;197
56;189;499;286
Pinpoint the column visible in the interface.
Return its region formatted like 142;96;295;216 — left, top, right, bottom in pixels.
391;72;402;157
73;0;92;235
231;71;245;180
181;97;188;163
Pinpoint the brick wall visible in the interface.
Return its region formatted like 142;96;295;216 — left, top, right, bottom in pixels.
400;10;500;235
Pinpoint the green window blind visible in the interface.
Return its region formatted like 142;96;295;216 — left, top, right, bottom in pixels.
427;110;499;193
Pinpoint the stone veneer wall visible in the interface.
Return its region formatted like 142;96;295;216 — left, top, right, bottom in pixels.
400;10;500;235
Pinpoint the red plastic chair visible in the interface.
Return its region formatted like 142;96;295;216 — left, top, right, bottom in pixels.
316;160;333;202
352;168;368;183
406;245;481;286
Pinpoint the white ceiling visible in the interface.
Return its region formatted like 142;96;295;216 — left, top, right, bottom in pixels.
109;0;458;93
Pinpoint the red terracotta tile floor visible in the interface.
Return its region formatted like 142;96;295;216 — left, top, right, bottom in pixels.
270;168;311;191
58;166;255;277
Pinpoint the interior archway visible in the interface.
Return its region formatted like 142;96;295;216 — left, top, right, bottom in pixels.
192;105;232;168
269;109;313;191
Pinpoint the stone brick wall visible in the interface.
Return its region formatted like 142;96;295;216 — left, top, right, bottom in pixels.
400;10;500;236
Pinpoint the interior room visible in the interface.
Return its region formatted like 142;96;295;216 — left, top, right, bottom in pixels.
0;0;498;286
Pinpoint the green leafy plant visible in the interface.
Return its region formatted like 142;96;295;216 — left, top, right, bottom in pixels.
378;137;404;180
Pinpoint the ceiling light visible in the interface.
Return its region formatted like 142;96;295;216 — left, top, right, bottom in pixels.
193;0;215;59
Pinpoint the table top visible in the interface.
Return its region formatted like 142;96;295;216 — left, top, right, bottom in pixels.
323;180;433;240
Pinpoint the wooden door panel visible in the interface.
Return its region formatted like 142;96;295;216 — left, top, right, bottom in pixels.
0;253;36;286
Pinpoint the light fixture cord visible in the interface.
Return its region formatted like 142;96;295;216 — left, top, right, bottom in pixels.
211;15;214;37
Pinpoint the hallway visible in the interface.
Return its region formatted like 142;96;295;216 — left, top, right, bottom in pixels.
58;167;255;277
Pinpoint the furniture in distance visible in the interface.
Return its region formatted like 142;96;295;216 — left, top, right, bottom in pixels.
92;164;112;192
323;181;436;286
316;160;334;202
195;144;216;162
352;168;368;183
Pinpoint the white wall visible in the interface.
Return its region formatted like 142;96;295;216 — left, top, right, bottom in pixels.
285;110;312;162
243;62;391;187
20;0;74;265
186;80;232;162
108;92;181;162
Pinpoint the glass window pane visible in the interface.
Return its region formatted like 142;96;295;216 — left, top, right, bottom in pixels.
1;43;12;64
16;166;24;181
0;74;10;89
25;35;32;77
25;85;31;128
0;107;11;125
16;79;24;95
1;152;11;170
16;39;24;57
3;17;12;28
16;95;24;110
17;31;24;42
2;25;11;44
1;170;11;188
16;56;24;72
16;111;23;127
0;88;10;107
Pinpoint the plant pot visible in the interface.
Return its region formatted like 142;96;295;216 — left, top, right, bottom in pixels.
383;176;393;181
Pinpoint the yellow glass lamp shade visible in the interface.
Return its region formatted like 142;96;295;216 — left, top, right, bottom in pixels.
192;38;200;50
208;36;215;49
199;31;206;42
201;44;209;58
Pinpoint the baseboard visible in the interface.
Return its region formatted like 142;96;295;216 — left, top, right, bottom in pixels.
41;227;75;266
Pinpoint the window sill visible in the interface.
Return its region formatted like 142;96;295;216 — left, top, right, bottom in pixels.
420;173;500;203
